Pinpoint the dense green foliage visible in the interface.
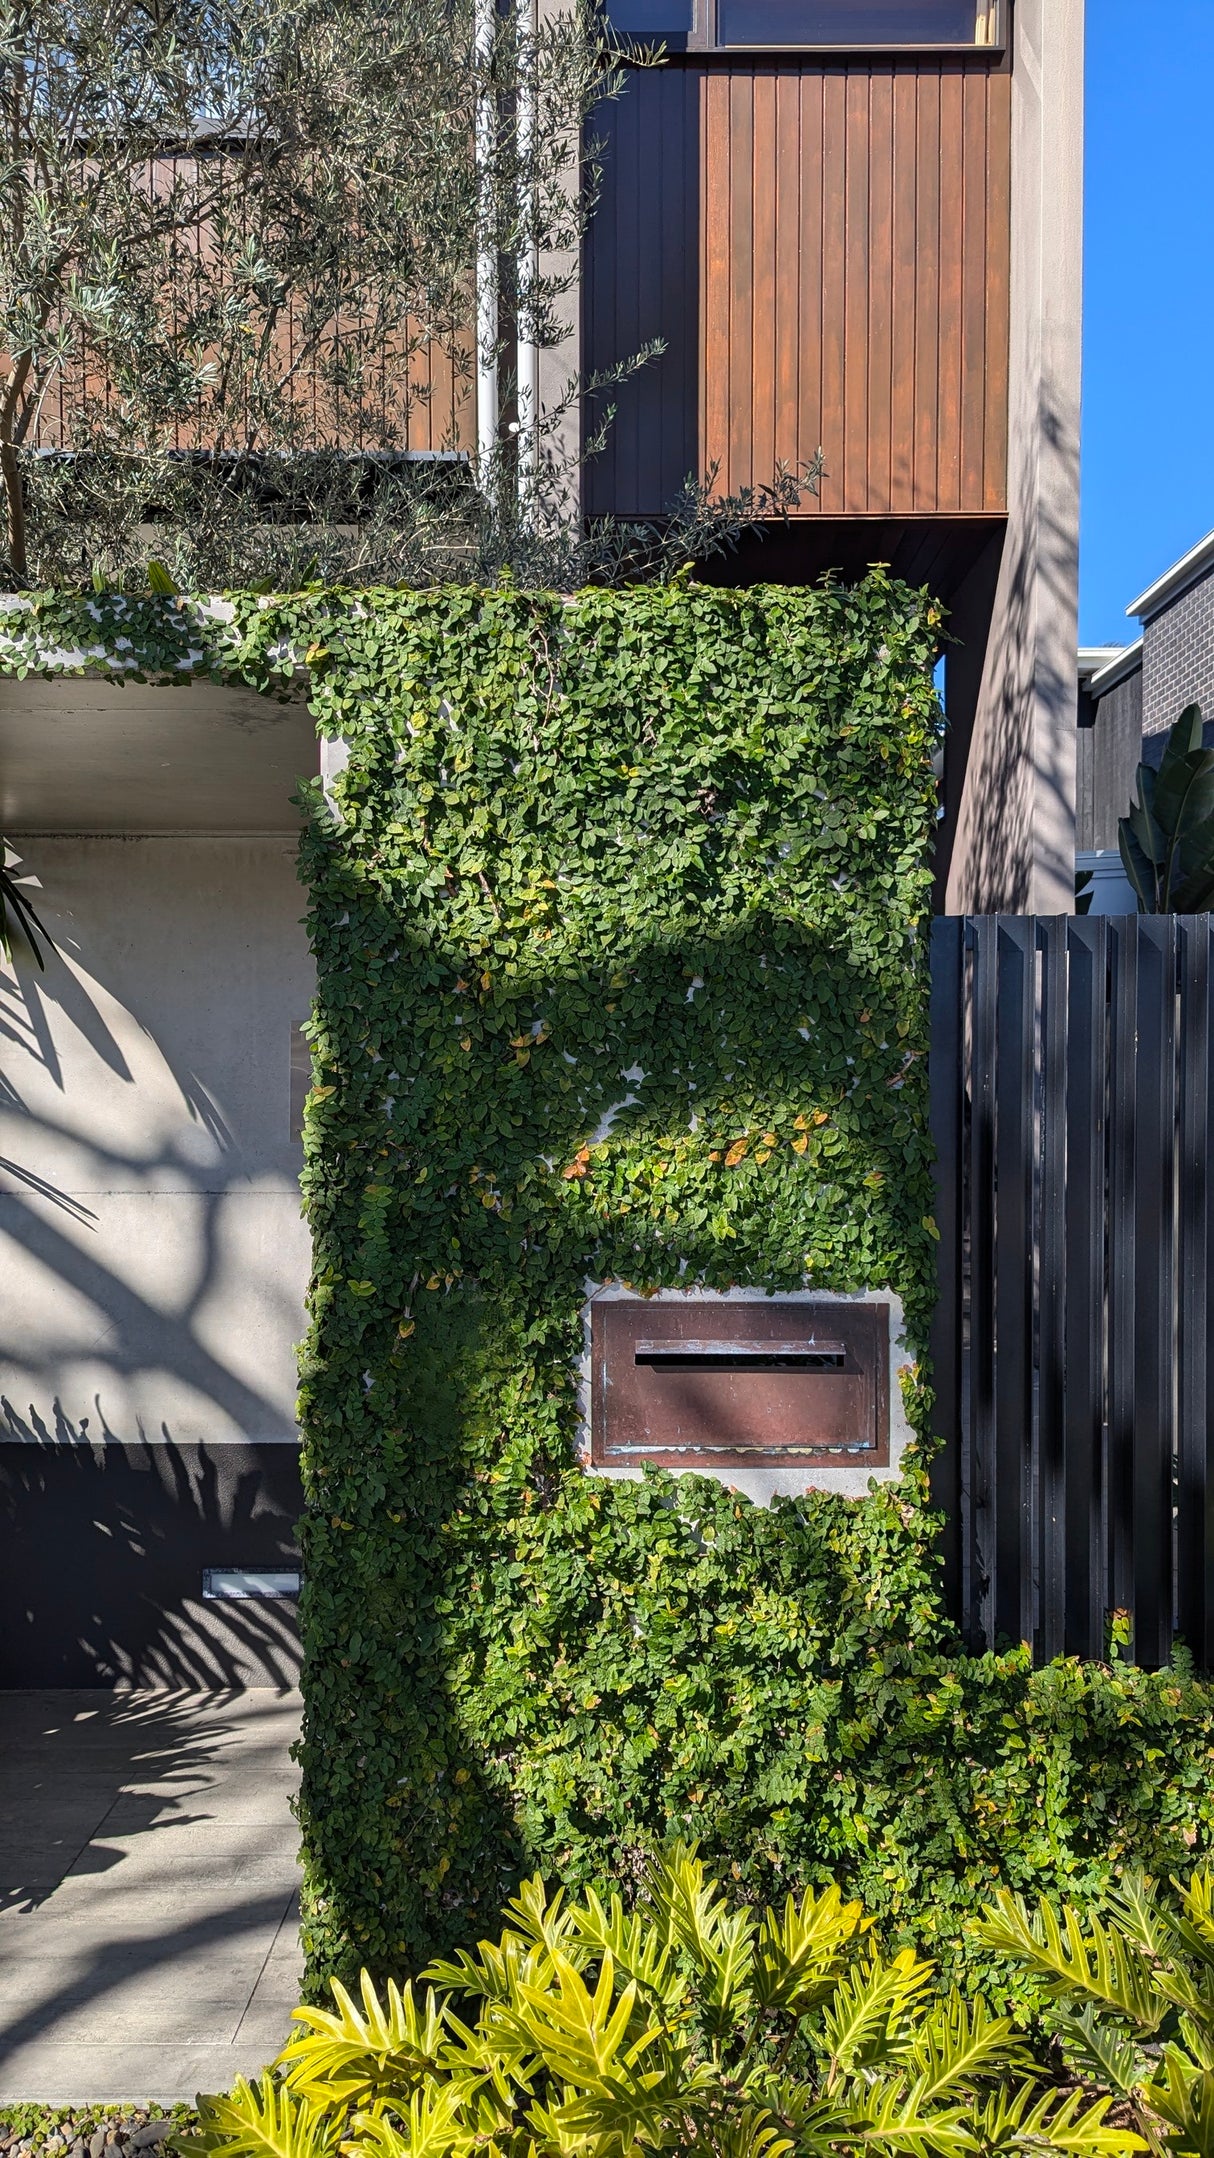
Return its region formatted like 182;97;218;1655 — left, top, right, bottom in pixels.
289;573;946;1990
979;1866;1214;2156
7;586;1214;2024
183;1850;1136;2158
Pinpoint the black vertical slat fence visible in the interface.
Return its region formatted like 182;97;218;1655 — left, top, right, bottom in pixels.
929;914;1214;1669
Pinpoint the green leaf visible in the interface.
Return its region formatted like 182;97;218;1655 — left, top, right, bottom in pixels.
1119;820;1156;912
277;1974;449;2106
973;1893;1165;2033
822;1951;937;2074
174;2075;337;2158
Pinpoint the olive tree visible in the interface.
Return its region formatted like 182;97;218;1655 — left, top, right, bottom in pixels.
0;0;627;589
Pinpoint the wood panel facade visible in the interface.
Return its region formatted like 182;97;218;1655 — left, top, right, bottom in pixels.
585;56;1011;524
28;152;474;459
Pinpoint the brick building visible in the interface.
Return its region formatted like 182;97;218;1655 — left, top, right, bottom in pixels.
1079;528;1214;862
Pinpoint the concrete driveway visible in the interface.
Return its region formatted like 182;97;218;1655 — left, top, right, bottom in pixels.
0;1689;303;2103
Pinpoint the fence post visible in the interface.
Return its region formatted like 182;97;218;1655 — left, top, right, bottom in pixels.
993;917;1036;1651
1063;916;1108;1659
1037;917;1068;1661
1177;919;1214;1665
1131;917;1176;1669
929;918;966;1627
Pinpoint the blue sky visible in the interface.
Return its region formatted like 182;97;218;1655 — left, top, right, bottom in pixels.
1081;0;1214;645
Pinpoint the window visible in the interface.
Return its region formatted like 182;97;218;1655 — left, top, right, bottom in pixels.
602;0;999;50
607;0;693;34
713;0;998;45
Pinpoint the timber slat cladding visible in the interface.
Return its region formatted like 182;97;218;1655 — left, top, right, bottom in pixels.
700;60;1010;515
586;57;1011;521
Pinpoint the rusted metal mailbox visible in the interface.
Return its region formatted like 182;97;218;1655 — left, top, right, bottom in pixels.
589;1298;890;1470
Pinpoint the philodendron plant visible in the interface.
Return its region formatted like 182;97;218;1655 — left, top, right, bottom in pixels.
977;1867;1214;2158
1118;703;1214;913
180;1847;1139;2158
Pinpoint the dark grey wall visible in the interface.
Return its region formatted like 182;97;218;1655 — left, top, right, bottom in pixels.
583;66;699;521
0;1439;302;1688
1143;562;1214;735
1078;662;1143;851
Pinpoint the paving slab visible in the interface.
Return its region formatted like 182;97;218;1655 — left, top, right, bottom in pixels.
0;1689;303;2103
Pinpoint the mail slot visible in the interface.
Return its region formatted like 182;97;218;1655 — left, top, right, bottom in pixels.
590;1299;890;1469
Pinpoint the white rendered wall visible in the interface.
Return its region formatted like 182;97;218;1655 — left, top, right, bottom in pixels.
946;0;1085;914
0;836;314;1452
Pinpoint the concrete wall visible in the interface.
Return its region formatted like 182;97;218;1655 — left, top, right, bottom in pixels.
1142;564;1214;736
945;0;1084;913
1;830;314;1684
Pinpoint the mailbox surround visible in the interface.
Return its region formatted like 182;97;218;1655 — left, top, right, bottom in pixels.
578;1285;912;1501
590;1298;890;1469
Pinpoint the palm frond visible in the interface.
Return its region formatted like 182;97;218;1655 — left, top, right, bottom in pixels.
509;1949;652;2089
1143;2051;1214;2158
344;2083;473;2158
568;1885;681;2010
1051;2006;1148;2098
840;2073;976;2158
907;1994;1030;2101
0;852;51;969
755;1883;870;2015
971;2080;1145;2158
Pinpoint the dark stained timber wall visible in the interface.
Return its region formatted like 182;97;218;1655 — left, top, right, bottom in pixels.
585;57;1011;521
0;1438;302;1688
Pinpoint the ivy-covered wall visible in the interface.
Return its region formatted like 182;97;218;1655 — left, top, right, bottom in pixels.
287;573;1214;2006
291;571;942;1980
7;584;1214;2008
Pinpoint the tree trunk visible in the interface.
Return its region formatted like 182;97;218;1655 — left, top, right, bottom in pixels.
0;430;27;583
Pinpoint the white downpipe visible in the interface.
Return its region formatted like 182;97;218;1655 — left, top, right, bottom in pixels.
475;0;499;477
515;0;539;513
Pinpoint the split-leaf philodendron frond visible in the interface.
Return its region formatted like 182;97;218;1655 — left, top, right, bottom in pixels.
978;1866;1214;2158
179;1849;1141;2158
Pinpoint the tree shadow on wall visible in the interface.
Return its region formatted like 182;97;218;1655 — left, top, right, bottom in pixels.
948;386;1079;912
0;944;306;1691
0;1408;303;1691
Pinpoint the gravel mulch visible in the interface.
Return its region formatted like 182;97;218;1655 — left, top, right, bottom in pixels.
0;2106;199;2158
